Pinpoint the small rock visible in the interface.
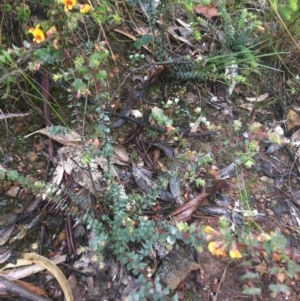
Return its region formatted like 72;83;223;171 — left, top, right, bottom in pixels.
30;241;40;251
33;160;46;169
266;208;275;216
259;176;274;185
242;283;249;290
184;92;199;104
58;231;66;241
1;181;12;192
231;177;237;184
26;151;38;162
17;165;24;172
157;247;200;290
5;186;20;197
121;275;129;286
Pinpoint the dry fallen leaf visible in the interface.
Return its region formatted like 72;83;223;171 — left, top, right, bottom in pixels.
193;5;218;20
1;253;73;301
291;128;300;140
112;142;131;165
134;27;150;36
167;25;193;47
277;272;285;283
168;192;210;221
246;93;269;102
24;126;81;147
0;251;81;280
239;103;254;111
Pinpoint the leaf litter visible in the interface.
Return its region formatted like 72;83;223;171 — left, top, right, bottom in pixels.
2;1;300;301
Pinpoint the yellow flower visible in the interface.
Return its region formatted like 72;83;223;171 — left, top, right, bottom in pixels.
204;225;219;241
28;24;45;44
80;4;91;14
63;0;76;10
208;241;226;258
229;244;242;259
204;226;214;235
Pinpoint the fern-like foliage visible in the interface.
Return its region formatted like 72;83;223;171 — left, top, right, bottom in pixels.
218;4;261;51
219;5;235;49
271;0;298;21
183;4;263;82
288;0;298;12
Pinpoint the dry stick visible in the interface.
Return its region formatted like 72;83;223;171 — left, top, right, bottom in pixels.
277;15;300;41
0;275;50;301
214;260;232;301
0;112;31;120
66;215;77;256
41;73;55;163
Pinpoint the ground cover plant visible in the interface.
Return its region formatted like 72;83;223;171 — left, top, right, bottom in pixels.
1;0;300;300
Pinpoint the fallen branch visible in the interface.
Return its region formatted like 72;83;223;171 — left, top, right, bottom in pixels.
0;275;49;301
0;112;30;120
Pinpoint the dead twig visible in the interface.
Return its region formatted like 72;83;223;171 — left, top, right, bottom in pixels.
0;112;30;120
0;275;49;301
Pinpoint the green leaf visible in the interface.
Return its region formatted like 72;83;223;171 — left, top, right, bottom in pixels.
0;50;12;63
242;287;261;295
0;170;6;180
33;181;46;189
12;45;20;57
95;70;107;82
243;157;255;168
151;106;173;127
89;50;108;68
7;170;19;181
269;284;290;294
241;272;259;280
134;34;152;50
238;260;252;267
269;267;283;274
74;56;85;68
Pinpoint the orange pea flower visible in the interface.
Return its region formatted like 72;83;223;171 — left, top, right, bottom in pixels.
208;241;226;258
204;226;214;235
64;0;76;10
28;24;45;44
80;4;91;14
229;244;242;259
204;225;219;241
272;252;281;261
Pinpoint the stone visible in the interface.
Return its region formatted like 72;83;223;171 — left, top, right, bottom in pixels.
157;247;200;290
5;186;20;197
